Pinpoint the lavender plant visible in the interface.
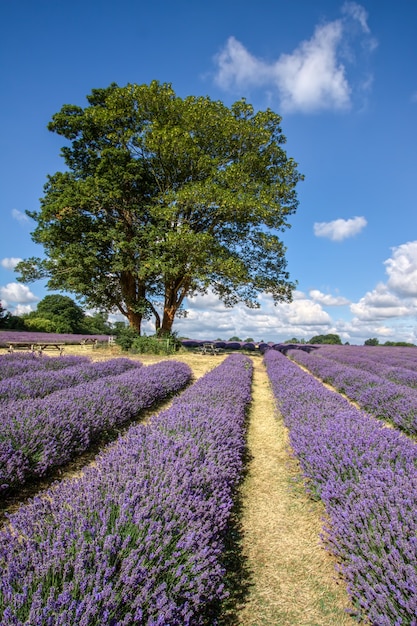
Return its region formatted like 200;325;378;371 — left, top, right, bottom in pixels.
0;360;191;492
313;344;417;388
0;352;90;381
264;348;417;625
288;347;417;435
0;357;141;402
0;354;252;625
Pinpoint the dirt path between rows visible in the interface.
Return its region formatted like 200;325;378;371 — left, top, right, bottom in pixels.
230;356;354;626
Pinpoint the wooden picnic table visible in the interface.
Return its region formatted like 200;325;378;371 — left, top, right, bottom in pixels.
197;342;221;355
7;342;65;356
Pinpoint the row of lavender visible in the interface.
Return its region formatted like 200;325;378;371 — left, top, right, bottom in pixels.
0;331;111;346
0;355;142;401
0;353;253;625
0;357;192;492
287;346;417;436
0;352;92;380
316;344;417;387
264;349;417;625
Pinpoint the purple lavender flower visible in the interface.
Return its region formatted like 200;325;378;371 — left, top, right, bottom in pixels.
0;360;191;492
264;348;417;624
0;354;252;625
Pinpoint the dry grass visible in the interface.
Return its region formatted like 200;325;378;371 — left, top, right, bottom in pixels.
222;356;354;626
0;347;355;623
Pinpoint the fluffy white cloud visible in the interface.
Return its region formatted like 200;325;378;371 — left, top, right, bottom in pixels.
214;37;270;91
213;3;376;113
13;304;36;316
0;282;39;306
350;283;412;320
313;216;367;241
309;289;350;305
274;21;350;113
1;257;23;270
169;289;332;342
384;241;417;297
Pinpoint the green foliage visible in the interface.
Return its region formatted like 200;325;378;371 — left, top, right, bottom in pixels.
131;334;179;355
308;333;342;345
22;295;85;333
80;311;113;335
1;314;26;330
364;337;379;346
228;336;242;342
16;81;303;335
23;317;57;333
115;327;140;351
115;327;180;354
383;341;416;347
0;302;10;329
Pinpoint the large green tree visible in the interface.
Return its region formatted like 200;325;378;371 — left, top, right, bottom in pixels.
16;81;303;333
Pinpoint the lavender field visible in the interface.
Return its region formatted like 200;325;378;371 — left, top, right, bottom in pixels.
265;346;417;625
288;344;417;435
0;353;252;624
0;353;192;493
1;345;417;624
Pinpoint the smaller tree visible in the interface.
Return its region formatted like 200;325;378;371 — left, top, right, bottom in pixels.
364;337;379;346
308;333;342;345
23;295;86;334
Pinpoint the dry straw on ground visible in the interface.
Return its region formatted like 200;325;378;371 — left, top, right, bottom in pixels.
227;355;354;626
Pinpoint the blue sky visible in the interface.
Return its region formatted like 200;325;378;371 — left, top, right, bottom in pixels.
1;0;416;344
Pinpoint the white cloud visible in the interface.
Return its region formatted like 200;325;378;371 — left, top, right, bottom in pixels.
350;283;412;320
384;241;417;297
213;3;376;113
313;216;367;241
0;282;39;305
1;257;23;270
214;37;270;91
12;209;29;223
309;289;350;305
13;303;36;316
274;21;351;113
169;289;332;342
214;23;350;114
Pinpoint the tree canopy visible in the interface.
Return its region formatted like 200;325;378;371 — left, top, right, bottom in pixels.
16;81;303;333
21;294;113;334
308;333;342;345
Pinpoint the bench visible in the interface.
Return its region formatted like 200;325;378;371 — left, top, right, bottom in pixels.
196;342;221;355
80;338;98;348
7;342;65;356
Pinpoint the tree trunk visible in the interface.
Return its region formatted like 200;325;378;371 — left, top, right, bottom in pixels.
161;307;176;334
127;308;142;332
120;270;146;334
161;278;189;334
